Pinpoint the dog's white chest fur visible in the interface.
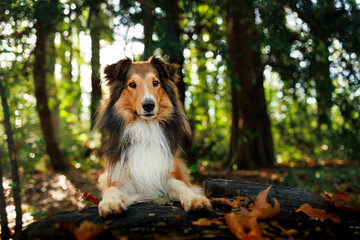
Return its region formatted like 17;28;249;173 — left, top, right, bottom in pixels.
110;120;173;200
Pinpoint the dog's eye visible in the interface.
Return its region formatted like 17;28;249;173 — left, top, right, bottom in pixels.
129;82;136;88
153;80;160;87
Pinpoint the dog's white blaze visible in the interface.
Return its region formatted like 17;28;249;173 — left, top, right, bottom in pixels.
142;93;154;102
109;120;172;201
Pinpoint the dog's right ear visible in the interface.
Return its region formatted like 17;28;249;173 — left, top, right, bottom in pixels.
104;58;132;85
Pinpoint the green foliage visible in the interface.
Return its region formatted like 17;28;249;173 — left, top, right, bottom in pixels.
0;0;359;175
260;0;360;163
277;166;360;197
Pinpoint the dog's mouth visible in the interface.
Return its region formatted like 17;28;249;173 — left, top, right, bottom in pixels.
134;111;157;120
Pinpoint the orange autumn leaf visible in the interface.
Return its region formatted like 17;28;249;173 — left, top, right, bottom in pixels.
332;189;351;202
238;206;250;216
212;198;241;209
269;221;298;237
326;173;331;180
74;221;104;240
322;189;351;203
192;217;224;226
248;186;280;220
234;196;246;201
225;213;268;240
75;189;100;205
296;203;340;223
322;190;360;213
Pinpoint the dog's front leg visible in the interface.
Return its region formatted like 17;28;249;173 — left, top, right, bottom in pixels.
167;178;211;212
98;186;128;217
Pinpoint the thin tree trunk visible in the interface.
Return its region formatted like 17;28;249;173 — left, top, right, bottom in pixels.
34;23;68;171
47;31;61;138
0;150;10;240
0;79;22;234
311;37;333;129
90;2;102;129
161;0;186;105
141;0;155;61
225;0;275;169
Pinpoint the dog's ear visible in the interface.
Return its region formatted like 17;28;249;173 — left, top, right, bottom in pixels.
104;58;132;84
149;56;180;83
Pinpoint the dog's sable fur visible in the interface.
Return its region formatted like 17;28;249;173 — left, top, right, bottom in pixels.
96;56;211;217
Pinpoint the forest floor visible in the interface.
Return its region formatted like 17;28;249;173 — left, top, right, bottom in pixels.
2;161;360;233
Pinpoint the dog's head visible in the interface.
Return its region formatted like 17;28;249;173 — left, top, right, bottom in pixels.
103;56;180;123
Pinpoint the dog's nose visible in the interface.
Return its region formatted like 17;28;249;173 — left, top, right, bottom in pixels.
142;100;155;112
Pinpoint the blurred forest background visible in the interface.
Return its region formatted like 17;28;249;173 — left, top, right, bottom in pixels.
0;0;360;235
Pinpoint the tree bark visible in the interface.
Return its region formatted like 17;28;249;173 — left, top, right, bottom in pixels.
225;0;275;169
161;0;186;105
140;0;155;61
46;31;61;138
0;151;10;240
204;179;327;212
0;79;22;234
19;180;359;239
90;1;102;129
34;18;68;171
311;37;333;129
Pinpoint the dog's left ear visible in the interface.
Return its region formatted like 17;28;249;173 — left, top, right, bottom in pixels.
149;56;180;83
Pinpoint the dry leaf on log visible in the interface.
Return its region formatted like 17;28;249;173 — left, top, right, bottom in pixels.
296;203;340;223
248;186;280;220
74;189;100;205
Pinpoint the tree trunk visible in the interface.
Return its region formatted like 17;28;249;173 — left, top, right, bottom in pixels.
311;37;333;129
161;0;186;105
141;0;155;61
90;2;102;129
0;79;22;234
0;151;10;240
225;0;275;169
46;31;61;138
19;180;359;239
34;22;68;171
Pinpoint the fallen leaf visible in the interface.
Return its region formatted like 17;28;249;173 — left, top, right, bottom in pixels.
117;237;128;240
225;213;267;240
248;186;280;220
55;221;104;240
258;222;269;229
154;221;166;227
223;186;281;240
322;190;360;213
269;221;297;236
192;217;224;226
260;229;276;237
237;207;250;215
234;196;246;201
322;189;351;202
296;203;340;223
202;230;221;234
74;221;104;240
212;198;241;209
75;189;100;205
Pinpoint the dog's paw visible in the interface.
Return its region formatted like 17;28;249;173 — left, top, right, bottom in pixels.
181;195;212;212
98;199;127;217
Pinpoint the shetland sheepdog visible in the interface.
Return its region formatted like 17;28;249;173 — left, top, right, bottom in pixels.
96;56;211;217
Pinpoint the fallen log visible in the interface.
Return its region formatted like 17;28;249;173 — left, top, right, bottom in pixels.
204;179;327;213
18;179;360;240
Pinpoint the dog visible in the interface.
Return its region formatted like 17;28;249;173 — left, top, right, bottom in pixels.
96;56;211;217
